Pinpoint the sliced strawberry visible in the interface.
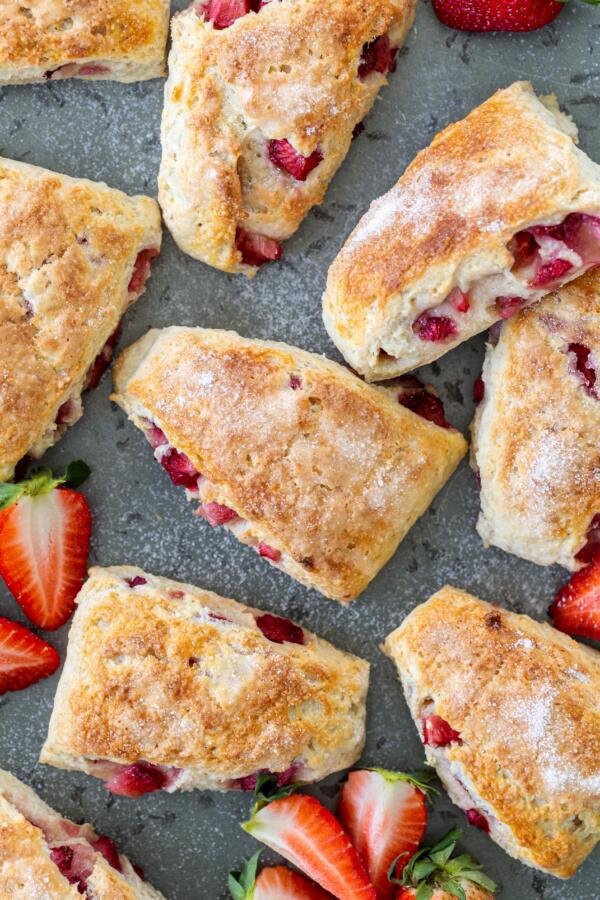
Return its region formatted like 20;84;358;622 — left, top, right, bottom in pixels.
0;617;60;694
258;542;282;562
431;0;564;32
466;808;490;833
243;794;376;898
255;613;305;645
199;501;239;526
0;463;91;630
127;248;159;294
254;865;332;899
549;555;600;641
159;448;200;489
529;257;572;289
197;0;251;28
358;35;397;80
338;770;430;898
268;140;323;182
412;313;457;342
235;228;283;267
422;715;462;747
104;762;170;799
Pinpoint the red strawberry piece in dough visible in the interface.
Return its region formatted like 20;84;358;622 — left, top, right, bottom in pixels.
495;296;525;320
358;35;397;79
55;399;80;426
473;377;485;403
85;326;121;390
258;542;282;562
412;312;457;342
466;808;490;833
268;140;323;182
423;714;462;747
289;374;302;390
529;257;573;289
398;391;451;430
200;501;238;526
243;793;376;899
509;230;538;268
159;448;200;489
125;576;147;588
197;0;251;28
78;64;110;76
104;762;170;798
575;514;600;566
92;835;122;872
562;214;600;267
146;424;168;449
568;343;597;399
235;228;283;267
128;248;159;294
448;287;470;313
549;554;600;642
256;613;305;645
431;0;564;32
232;764;298;791
0;617;60;694
254;865;332;899
50;843;95;891
338;770;428;898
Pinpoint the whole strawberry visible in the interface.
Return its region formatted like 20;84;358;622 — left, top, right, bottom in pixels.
431;0;594;33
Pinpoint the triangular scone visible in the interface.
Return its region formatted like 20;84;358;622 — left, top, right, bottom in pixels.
383;587;600;879
323;81;600;380
0;156;161;483
41;566;369;792
111;328;466;601
471;272;600;569
0;1;170;84
158;0;415;275
0;769;165;898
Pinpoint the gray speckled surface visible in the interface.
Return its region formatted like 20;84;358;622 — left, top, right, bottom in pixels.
0;2;599;898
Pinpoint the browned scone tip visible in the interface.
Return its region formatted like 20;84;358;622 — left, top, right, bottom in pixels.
383;586;600;879
111;327;466;601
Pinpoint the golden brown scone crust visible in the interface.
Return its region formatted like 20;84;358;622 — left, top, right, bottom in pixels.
383;587;600;879
158;0;415;274
0;1;170;83
41;566;369;787
111;328;466;600
323;81;600;379
471;271;600;569
0;156;161;482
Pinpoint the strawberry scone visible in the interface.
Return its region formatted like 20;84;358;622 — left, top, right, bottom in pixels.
0;155;161;483
0;1;170;84
111;327;466;601
383;586;600;879
40;566;369;794
471;271;600;570
158;0;415;275
323;81;600;380
0;768;164;898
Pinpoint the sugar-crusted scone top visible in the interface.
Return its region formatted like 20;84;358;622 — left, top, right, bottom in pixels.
0;1;170;83
323;80;600;380
159;0;415;274
383;587;600;879
111;328;466;600
0;157;161;483
41;566;369;789
471;271;600;569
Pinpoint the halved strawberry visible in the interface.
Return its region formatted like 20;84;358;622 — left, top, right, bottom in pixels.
235;228;283;267
229;853;331;899
243;793;376;898
549;554;600;641
0;616;60;694
338;769;433;898
0;462;91;630
268;140;323;182
431;0;565;33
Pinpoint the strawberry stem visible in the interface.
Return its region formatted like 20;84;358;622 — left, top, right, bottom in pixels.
367;767;438;798
228;850;262;900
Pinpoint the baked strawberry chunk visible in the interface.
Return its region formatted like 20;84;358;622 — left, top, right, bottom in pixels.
466;808;490;833
255;613;305;645
147;425;168;449
575;514;600;565
235;228;283;267
529;257;573;288
50;845;93;891
128;248;159;294
422;714;462;747
159;448;200;489
473;377;485;403
258;542;282;562
196;0;253;28
199;501;238;526
511;213;600;287
398;380;451;429
495;296;525;320
289;374;302;390
85;326;121;390
232;764;298;791
125;576;147;588
268;139;323;182
91;836;122;872
448;287;470;313
412;312;457;342
358;35;397;79
568;343;597;399
104;762;174;798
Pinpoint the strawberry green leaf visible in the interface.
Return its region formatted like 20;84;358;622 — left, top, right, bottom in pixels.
397;828;496;896
581;0;600;6
368;767;438;798
0;483;25;511
62;460;91;489
251;773;300;813
415;884;434;900
228;850;261;899
0;461;91;511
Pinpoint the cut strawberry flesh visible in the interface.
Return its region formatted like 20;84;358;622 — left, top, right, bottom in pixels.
289;374;302;390
422;714;462;747
199;501;238;526
125;576;147;588
78;64;110;76
550;553;600;641
159;448;200;489
568;343;597;399
473;377;485;403
448;287;470;313
466;808;490;833
128;248;159;294
104;762;171;798
85;326;120;390
147;425;168;449
92;835;122;872
255;613;305;645
398;389;451;430
258;542;282;562
496;296;525;320
575;514;600;565
232;764;298;791
529;257;573;288
50;844;94;892
412;312;457;342
510;214;600;288
358;35;397;79
235;228;283;267
268;139;323;182
508;231;537;268
196;0;252;28
55;399;80;426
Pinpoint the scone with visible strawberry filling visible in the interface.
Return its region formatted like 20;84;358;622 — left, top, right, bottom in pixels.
0;155;161;483
158;0;415;275
111;327;466;601
0;768;164;898
40;566;369;794
471;271;600;570
383;586;600;879
0;1;170;84
323;81;600;380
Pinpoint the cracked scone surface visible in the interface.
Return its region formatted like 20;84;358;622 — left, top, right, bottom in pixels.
0;0;170;83
0;156;161;482
41;566;369;788
471;271;600;569
383;587;600;879
158;0;415;274
111;328;466;600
